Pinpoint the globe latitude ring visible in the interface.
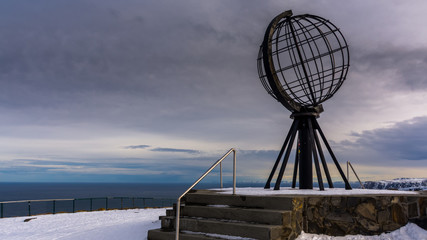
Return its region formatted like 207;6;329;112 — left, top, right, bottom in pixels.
258;10;350;113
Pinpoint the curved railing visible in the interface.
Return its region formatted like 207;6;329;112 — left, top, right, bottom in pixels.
175;148;237;240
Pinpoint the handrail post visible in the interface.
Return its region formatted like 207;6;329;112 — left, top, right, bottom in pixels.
347;161;349;182
348;162;364;189
175;148;237;240
220;162;223;189
233;149;236;195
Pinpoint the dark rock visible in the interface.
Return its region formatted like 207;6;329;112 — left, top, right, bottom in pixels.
377;210;389;225
357;218;380;232
347;197;360;208
408;202;420;218
391;204;407;225
355;202;376;221
24;217;36;222
326;213;353;223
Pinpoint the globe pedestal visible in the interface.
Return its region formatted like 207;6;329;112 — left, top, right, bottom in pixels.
264;112;352;190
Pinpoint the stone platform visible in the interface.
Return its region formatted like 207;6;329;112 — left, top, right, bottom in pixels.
147;188;427;240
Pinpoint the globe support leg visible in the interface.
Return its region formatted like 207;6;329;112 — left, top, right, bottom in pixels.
291;134;300;188
274;123;298;190
314;120;352;190
265;114;352;190
308;118;324;190
299;118;313;189
313;126;334;188
264;120;298;189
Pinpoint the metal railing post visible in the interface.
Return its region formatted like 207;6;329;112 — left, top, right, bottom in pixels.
220;162;223;189
176;148;237;240
90;198;93;211
348;162;364;189
106;197;108;210
73;199;75;213
53;200;56;214
28;201;31;216
233;149;236;195
1;203;3;218
347;161;350;182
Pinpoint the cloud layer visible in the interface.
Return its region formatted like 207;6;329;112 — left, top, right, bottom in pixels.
0;0;426;182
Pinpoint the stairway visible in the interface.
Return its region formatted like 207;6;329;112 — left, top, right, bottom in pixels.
147;190;301;240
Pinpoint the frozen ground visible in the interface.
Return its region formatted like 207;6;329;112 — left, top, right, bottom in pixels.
0;208;425;240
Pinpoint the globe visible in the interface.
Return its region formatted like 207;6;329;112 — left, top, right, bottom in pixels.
257;10;350;113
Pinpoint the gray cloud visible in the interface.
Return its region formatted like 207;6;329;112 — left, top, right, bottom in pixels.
124;145;150;149
341;116;427;161
151;148;200;154
352;46;427;91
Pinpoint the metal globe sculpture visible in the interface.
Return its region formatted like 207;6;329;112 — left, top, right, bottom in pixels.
258;10;352;190
258;10;350;113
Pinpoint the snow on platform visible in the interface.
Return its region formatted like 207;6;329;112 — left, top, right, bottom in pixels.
212;187;423;196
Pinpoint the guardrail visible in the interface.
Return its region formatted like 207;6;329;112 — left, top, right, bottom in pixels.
0;197;174;218
176;148;237;240
347;161;364;189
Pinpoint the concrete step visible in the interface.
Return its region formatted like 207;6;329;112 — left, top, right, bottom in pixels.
166;209;175;216
185;191;293;210
148;228;225;240
178;217;285;240
182;205;290;225
160;216;176;230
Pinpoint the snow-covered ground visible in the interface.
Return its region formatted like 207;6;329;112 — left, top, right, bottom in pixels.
0;208;164;240
0;208;426;240
296;223;427;240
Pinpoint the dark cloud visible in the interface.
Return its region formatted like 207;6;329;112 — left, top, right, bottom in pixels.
341;116;427;161
124;145;150;149
151;148;200;154
352;45;427;90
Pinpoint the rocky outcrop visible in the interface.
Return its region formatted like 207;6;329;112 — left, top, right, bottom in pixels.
363;178;427;191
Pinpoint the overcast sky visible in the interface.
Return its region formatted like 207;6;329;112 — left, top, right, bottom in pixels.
0;0;426;184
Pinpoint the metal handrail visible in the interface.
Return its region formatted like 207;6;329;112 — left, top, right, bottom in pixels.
347;161;364;189
175;148;236;240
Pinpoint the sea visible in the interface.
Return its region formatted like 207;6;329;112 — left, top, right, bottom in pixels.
0;182;262;218
0;181;357;218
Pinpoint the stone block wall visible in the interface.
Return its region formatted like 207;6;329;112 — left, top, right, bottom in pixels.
299;195;426;236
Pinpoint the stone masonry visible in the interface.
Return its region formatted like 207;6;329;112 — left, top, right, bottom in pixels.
302;195;427;236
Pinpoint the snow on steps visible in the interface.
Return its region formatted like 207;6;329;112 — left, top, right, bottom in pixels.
147;190;295;240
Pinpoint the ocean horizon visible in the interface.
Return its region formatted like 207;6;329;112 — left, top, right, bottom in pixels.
0;181;360;202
